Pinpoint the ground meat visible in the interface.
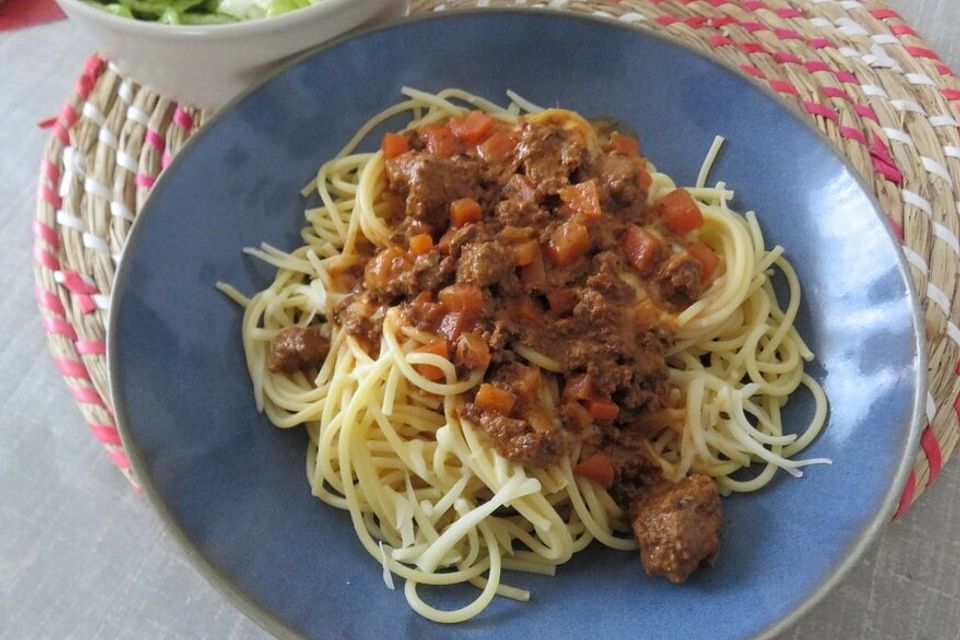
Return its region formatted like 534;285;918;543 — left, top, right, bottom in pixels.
333;294;382;348
516;122;585;195
593;153;649;207
268;326;330;374
586;251;635;302
457;241;516;287
656;252;703;309
630;474;722;583
385;153;485;230
459;403;566;468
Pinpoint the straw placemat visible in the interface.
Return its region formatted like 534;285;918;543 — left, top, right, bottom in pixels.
34;0;960;515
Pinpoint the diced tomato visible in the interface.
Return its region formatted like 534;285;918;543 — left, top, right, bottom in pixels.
621;225;662;276
687;241;719;279
609;132;639;156
438;312;467;342
438;284;483;322
520;252;546;285
586;398;620;422
546;288;578;315
546;222;591;267
407;291;446;331
414;338;450;381
653;189;703;233
422;123;460;158
474;383;517;414
408;233;433;255
512;240;540;266
456;332;491;370
450;198;483;227
510;298;542;324
638;165;653;189
479;130;518;163
381;132;409;159
632;299;661;330
559;180;602;222
562;400;594;430
573;451;615;488
448;110;495;144
364;248;412;290
563;373;593;401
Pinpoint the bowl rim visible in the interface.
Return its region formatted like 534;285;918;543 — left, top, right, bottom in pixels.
108;7;927;640
55;0;398;39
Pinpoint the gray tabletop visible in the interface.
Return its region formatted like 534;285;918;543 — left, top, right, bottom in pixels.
2;4;959;639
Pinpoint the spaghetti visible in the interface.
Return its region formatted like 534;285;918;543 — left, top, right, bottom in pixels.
218;88;829;623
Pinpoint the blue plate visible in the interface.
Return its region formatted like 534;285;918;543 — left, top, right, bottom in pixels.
109;10;924;640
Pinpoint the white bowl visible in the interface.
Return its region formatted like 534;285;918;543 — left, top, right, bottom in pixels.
56;0;407;109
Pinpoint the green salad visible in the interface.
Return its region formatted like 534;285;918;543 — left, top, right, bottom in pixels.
83;0;322;24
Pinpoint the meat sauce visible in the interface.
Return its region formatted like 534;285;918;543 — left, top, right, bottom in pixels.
278;108;723;582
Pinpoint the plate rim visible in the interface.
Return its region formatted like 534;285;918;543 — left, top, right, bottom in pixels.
107;8;927;640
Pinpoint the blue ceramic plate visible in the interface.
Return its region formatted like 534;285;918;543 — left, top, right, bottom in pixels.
109;10;924;640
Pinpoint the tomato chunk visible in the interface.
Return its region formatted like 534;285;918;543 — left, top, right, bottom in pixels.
449;110;495;144
422;123;460;158
546;288;578;315
450;198;483;227
586;398;620;422
559;180;601;222
381;132;409;159
512;240;540;266
687;241;719;279
609;132;639;156
456;332;491;370
414;338;450;381
438;283;483;321
573;452;615;489
479;130;517;163
474;383;517;414
563;373;593;401
621;225;662;276
653;189;703;233
546;221;591;267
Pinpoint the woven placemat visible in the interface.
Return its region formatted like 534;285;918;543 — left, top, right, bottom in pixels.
34;0;960;516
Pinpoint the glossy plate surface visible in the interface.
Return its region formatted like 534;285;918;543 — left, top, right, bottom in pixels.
109;11;924;640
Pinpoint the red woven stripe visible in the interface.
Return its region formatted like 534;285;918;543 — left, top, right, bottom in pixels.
822;86;852;102
774;51;802;65
656;15;679;26
802;100;839;122
684;16;706;28
55;357;90;380
738;42;768;55
42;315;77;341
769;79;800;96
39;184;61;209
889;24;918;37
739;64;765;79
36;288;65;316
172;105;193;130
710;16;736;28
41;157;59;183
839;126;868;146
59;103;78;128
33;219;59;248
905;46;940;61
35;247;60;271
741;20;764;33
935;64;954;77
808;37;831;49
873;158;903;184
162;152;172;168
941;88;960;101
741;0;766;10
145;129;164;151
77;295;97;314
52;123;69;146
854;104;879;122
773;28;802;40
105;446;131;469
834;70;858;85
870;8;901;20
76;340;107;355
60;270;99;296
887;216;904;242
70;385;104;407
89;423;123;447
894;470;916;519
775;7;802;19
709;34;734;47
919;426;943;484
135;174;155;189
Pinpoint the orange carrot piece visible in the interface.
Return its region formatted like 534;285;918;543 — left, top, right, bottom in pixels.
438;283;484;321
621;225;661;275
450;198;483;227
559;180;601;222
474;383;517;414
479;130;517;163
546;221;591;267
449;110;495;144
512;240;540;266
408;233;434;255
609;132;639;156
586;398;620;422
381;132;409;159
422;123;460;158
573;452;615;488
414;338;450;381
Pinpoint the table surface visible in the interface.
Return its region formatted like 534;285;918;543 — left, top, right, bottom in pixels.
3;4;960;639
